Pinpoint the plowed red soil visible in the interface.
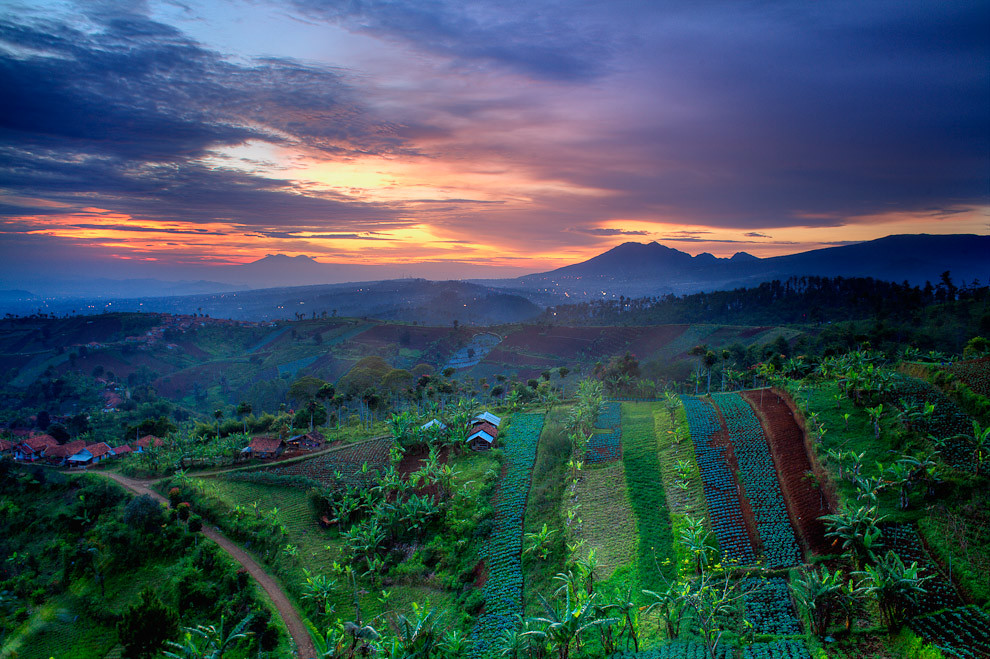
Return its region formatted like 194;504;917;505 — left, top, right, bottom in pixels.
742;389;832;556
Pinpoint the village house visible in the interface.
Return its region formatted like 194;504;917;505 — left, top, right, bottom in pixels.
467;421;499;451
134;435;165;452
470;411;502;428
420;419;448;435
14;434;59;462
86;442;114;464
242;436;286;459
44;440;87;466
112;444;133;456
66;446;95;468
0;439;14;457
286;431;324;450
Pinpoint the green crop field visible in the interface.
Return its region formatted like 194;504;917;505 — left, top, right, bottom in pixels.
621;402;676;590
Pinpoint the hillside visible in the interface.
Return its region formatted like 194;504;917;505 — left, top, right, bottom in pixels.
505;233;990;298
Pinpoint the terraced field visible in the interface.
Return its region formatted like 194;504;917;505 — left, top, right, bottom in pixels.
681;395;756;564
470;413;545;658
713;394;801;569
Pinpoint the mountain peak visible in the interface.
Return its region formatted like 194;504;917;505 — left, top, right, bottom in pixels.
730;252;758;262
256;254;317;263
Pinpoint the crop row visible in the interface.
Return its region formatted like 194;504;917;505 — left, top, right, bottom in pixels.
610;640;810;659
681;396;755;564
586;428;622;464
587;402;623;464
910;606;990;659
622;403;676;587
611;640;734;659
886;373;975;472
265;437;392;487
596;401;622;429
743;577;802;636
713;394;801;569
470;413;545;658
880;524;961;615
742;641;812;659
945;358;990;397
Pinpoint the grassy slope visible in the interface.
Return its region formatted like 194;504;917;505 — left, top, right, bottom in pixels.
621;402;676;592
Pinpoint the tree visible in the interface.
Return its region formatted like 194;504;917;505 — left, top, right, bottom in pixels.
164;614;254;659
236;402;252;434
856;551;931;630
289;376;327;406
213;408;223;441
791;566;856;638
820;506;884;569
118;587;179;658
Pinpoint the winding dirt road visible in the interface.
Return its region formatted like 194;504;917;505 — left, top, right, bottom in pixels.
101;472;318;659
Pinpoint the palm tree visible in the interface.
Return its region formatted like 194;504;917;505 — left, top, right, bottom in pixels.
969;420;990;476
855;551;931;630
865;404;883;439
524;590;614;659
235;402;252;434
791;566;854;638
820;506;885;568
164;614;254;659
213;408;223;441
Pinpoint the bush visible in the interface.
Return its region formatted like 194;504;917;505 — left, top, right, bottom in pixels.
116;586;179;659
122;495;165;535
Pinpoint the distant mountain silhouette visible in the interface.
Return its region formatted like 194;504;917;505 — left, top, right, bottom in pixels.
512;234;990;298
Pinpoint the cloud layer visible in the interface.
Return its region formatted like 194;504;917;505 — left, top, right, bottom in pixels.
0;0;986;279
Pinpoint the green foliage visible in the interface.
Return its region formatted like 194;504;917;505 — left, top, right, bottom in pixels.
117;586;179;658
621;402;675;589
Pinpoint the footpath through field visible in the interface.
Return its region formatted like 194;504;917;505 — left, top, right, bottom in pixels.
99;472;317;659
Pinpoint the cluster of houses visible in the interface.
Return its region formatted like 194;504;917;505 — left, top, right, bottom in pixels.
0;412;504;469
240;431;326;460
1;433;165;468
420;411;502;451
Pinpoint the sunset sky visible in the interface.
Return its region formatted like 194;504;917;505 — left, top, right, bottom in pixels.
1;0;987;283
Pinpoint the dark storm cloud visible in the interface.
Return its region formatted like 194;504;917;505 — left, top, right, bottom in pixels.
333;0;988;232
290;0;609;81
0;11;408;230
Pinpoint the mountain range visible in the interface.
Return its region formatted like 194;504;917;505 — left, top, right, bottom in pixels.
501;233;990;298
3;233;987;321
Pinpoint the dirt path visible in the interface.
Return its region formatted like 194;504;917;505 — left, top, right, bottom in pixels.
101;472;318;659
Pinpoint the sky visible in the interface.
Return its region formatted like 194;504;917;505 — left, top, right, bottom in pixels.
0;0;987;283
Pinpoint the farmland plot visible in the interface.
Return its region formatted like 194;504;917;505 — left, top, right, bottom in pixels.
621;402;677;587
741;390;831;556
944;357;990;397
681;395;756;564
470;413;545;658
263;436;392;486
743;577;801;636
586;401;622;464
713;393;801;569
572;461;638;580
611;640;810;659
887;373;975;472
910;605;990;659
880;523;961;614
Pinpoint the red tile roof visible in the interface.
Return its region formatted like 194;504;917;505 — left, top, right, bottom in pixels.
24;435;59;451
0;439;13;452
136;435;164;449
112;444;133;455
45;440;87;458
87;442;113;458
248;436;285;454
